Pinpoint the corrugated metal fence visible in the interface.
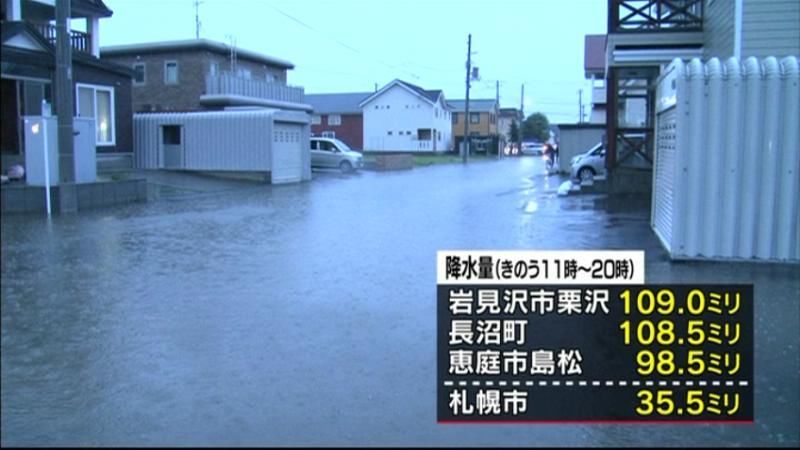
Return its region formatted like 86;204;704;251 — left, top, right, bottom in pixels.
134;110;274;171
652;56;799;263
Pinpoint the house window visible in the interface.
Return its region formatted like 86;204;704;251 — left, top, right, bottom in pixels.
470;112;480;124
387;131;392;135
209;62;219;76
311;115;321;125
322;131;336;138
375;105;379;109
133;63;146;85
327;114;341;126
435;107;439;118
238;68;252;79
266;73;277;82
76;83;115;146
438;131;442;141
490;113;496;124
164;61;179;84
452;113;458;124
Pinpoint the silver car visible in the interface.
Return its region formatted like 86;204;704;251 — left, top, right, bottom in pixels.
570;143;606;182
520;141;545;156
310;137;364;173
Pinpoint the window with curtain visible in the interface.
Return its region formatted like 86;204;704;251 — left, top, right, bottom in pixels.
164;61;179;84
76;84;115;146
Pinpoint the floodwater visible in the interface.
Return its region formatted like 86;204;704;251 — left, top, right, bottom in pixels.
2;157;798;446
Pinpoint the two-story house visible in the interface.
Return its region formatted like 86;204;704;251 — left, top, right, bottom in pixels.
497;107;523;143
600;0;800;193
1;0;134;171
359;79;452;152
101;39;310;113
306;92;371;150
584;34;608;124
449;99;499;154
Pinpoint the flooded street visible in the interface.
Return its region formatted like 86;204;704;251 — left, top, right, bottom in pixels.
2;157;798;446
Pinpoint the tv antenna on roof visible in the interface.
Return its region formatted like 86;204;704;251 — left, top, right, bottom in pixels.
226;34;238;73
194;0;204;39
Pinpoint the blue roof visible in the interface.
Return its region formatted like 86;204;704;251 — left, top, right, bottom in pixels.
305;92;372;114
448;99;497;113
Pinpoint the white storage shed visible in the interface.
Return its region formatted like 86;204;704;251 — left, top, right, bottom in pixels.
652;56;799;263
133;109;311;184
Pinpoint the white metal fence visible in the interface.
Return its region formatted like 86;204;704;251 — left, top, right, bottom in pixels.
652;56;799;262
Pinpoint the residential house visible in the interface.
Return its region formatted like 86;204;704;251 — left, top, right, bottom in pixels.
1;0;134;170
449;99;499;154
306;92;370;150
497;107;523;144
359;79;452;152
101;39;309;113
584;34;607;124
600;0;800;193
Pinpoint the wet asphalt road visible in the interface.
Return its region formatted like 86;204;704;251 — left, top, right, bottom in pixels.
2;157;798;446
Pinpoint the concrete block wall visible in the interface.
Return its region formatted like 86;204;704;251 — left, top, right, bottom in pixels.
1;179;147;214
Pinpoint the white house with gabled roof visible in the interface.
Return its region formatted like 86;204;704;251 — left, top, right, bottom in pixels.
359;79;452;152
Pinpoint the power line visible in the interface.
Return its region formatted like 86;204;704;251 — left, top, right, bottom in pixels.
264;3;422;80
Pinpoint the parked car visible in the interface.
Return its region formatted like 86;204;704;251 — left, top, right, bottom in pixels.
570;142;606;182
310;137;363;173
520;141;545;156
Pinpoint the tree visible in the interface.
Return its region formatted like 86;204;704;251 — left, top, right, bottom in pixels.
509;119;520;145
521;112;550;142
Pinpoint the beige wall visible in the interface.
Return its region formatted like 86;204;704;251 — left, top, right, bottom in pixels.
452;111;497;137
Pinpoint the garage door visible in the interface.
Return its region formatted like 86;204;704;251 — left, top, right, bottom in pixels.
271;123;303;184
652;106;677;250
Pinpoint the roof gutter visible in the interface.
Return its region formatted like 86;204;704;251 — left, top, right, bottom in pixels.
199;94;313;112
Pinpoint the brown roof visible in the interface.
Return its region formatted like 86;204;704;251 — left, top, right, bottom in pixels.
584;34;607;78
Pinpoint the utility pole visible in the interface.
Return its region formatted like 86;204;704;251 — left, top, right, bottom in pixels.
194;0;203;39
462;34;472;163
496;79;500;157
519;84;525;147
55;0;74;185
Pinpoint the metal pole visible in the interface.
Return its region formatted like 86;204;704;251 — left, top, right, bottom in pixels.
579;89;583;123
496;79;500;157
195;0;200;39
463;33;471;164
55;0;74;184
519;84;525;148
42;118;52;216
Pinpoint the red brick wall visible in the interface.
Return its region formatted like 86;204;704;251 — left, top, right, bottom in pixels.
311;113;363;150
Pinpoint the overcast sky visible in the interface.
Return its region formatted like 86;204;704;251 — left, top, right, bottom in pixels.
99;0;607;123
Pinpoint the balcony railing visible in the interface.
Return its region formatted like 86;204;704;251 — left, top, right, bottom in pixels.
411;139;432;151
609;0;703;33
32;22;90;53
205;73;305;104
